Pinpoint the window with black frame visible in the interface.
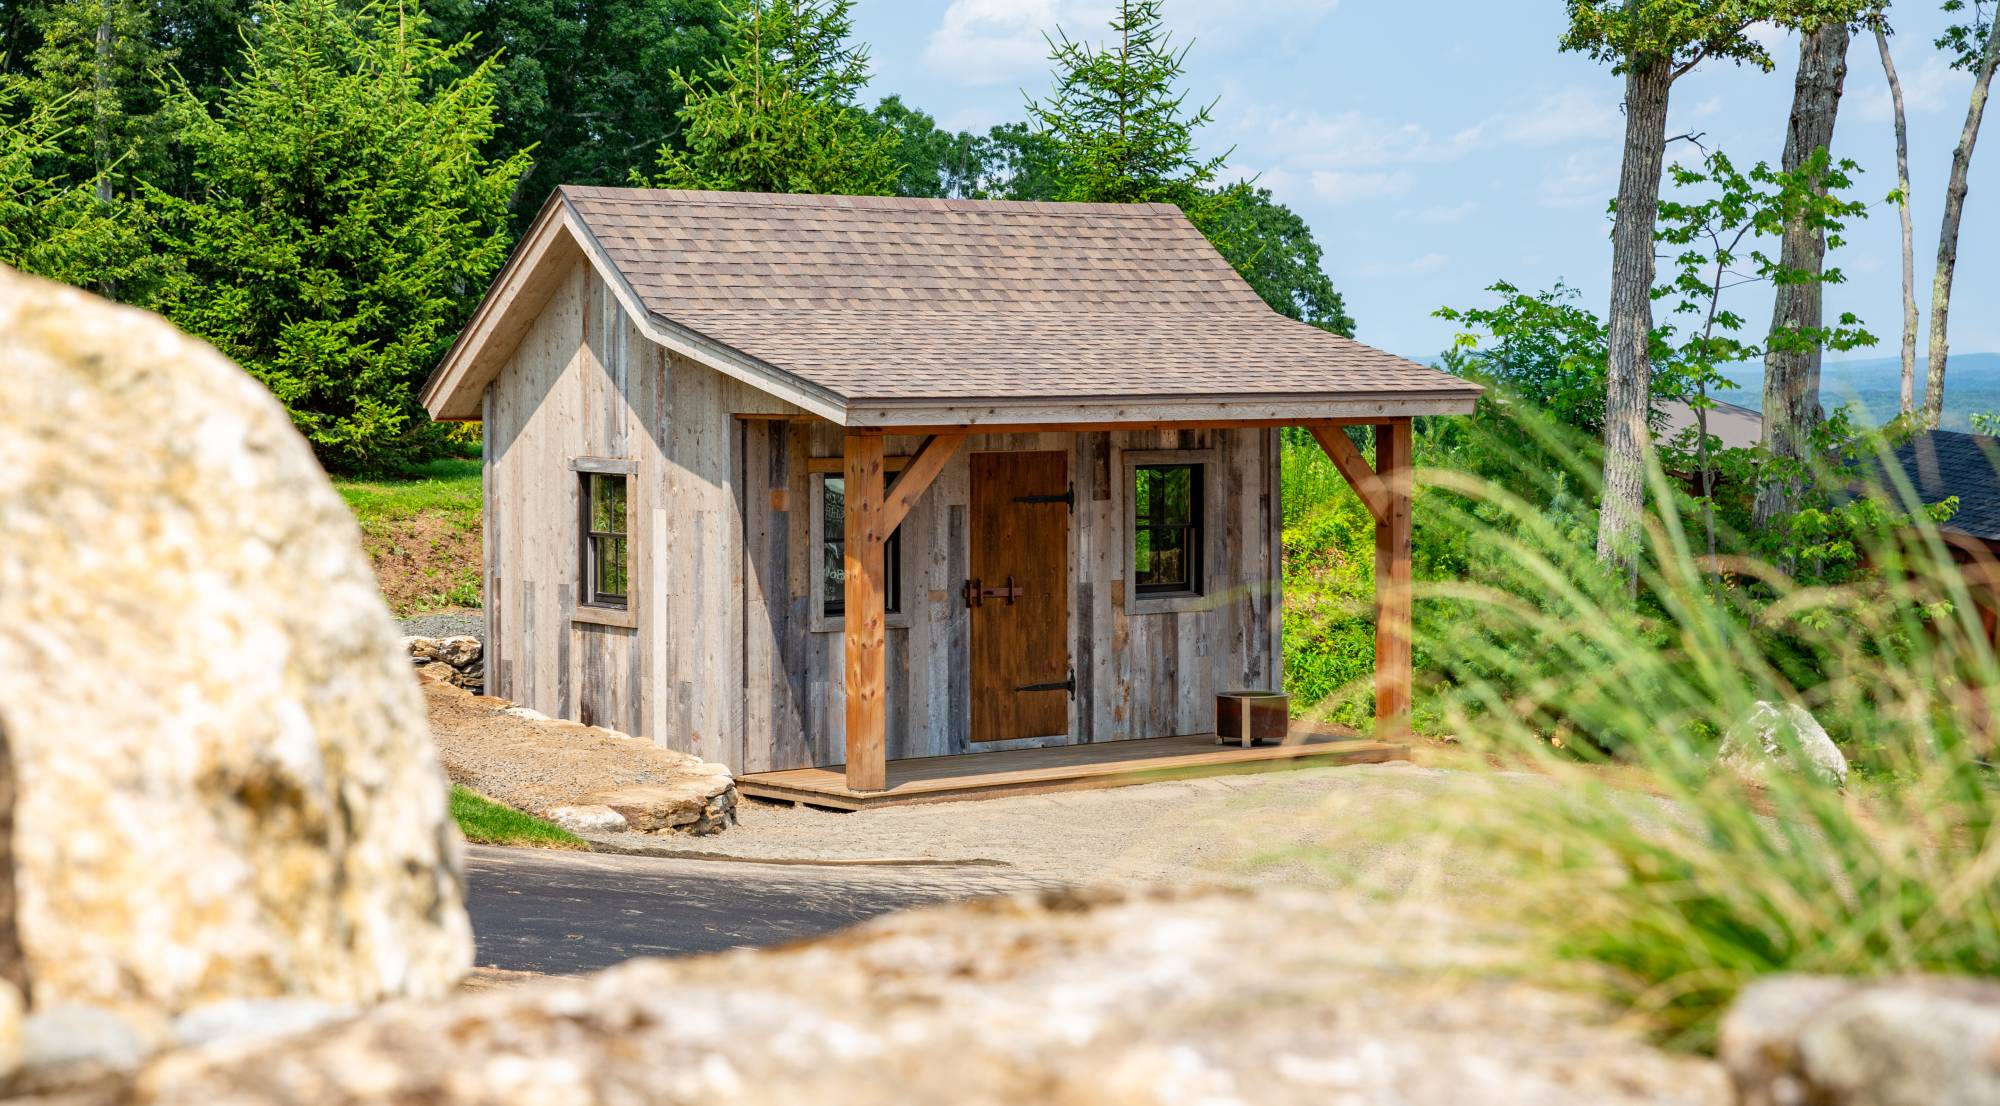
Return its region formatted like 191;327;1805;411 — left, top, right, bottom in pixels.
821;475;902;618
581;472;630;609
1133;463;1203;596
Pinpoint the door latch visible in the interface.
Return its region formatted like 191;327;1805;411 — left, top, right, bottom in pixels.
1017;668;1076;696
961;575;1026;607
1012;484;1074;512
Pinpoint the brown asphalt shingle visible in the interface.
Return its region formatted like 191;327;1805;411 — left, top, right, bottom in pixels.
560;187;1478;407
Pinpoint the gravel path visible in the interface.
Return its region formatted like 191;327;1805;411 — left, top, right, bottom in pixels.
589;761;1502;895
397;610;483;639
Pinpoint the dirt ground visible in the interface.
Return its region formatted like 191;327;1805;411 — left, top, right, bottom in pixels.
426;682;721;815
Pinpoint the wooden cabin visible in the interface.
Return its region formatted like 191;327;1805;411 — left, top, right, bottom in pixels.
422;187;1480;797
1887;428;2000;647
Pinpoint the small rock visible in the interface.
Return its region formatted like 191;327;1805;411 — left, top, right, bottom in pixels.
173;998;350;1050
1722;974;2000;1106
499;706;552;723
21;1004;162;1077
544;805;630;835
591;781;736;836
1718;701;1847;786
401;636;440;662
415;661;458;684
0;981;22;1081
434;636;481;668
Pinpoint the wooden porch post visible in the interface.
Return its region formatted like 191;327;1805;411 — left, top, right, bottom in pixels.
842;433;889;791
1374;419;1414;738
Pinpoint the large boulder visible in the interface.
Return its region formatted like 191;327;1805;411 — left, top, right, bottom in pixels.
0;269;472;1037
1719;700;1848;787
101;888;1727;1106
1721;974;2000;1106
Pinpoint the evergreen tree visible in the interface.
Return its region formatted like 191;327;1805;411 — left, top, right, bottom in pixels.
1025;0;1226;217
154;0;528;473
641;0;898;195
0;70;152;288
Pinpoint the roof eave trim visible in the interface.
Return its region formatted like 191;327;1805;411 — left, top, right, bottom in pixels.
843;391;1482;429
421;192;576;420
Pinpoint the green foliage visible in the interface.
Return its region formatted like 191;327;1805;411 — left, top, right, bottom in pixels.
451;786;587;848
1939;0;1997;70
152;0;527;474
1436;281;1624;435
1973;410;2000;434
0;74;155;289
1559;0;1786;72
641;0;899;195
1398;407;2000;1045
430;0;728;219
1026;0;1227;219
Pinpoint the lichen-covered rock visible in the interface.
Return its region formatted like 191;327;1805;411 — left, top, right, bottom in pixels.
1719;700;1848;786
0;267;472;1022
1722;974;2000;1106
99;888;1728;1106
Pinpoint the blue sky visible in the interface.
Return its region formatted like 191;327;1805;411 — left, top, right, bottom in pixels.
849;1;1998;362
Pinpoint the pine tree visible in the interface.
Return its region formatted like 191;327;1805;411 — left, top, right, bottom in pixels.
0;70;152;289
153;0;528;473
1025;0;1226;218
641;0;898;195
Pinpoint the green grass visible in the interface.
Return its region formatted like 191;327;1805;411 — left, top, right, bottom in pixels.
332;458;484;615
333;457;483;528
450;785;587;850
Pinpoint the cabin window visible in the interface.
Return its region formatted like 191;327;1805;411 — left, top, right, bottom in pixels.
1133;463;1204;596
820;475;902;619
581;471;630;609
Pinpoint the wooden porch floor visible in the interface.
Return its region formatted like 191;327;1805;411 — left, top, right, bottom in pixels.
737;726;1408;811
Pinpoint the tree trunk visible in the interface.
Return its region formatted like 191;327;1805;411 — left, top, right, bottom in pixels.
1876;23;1918;417
93;2;114;207
1753;21;1849;532
1923;15;2000;429
1595;55;1674;577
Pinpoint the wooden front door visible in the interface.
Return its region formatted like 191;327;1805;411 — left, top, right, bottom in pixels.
969;451;1071;742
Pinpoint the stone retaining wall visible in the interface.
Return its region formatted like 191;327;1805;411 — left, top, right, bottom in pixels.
403;636;483;694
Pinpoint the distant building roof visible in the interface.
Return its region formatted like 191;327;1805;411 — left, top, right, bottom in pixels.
1888;429;2000;542
1657;397;1764;451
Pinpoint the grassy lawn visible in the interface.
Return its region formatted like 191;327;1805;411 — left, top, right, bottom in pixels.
333;458;484;616
450;786;587;850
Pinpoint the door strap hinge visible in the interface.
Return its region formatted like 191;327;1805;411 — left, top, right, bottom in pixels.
1012;484;1074;512
1017;668;1076;696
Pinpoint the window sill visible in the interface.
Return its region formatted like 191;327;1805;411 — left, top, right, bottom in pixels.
810;612;914;635
573;603;637;629
1131;591;1210;616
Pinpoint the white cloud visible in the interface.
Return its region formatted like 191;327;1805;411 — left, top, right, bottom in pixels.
1405;252;1451;274
1396;200;1478;224
1539;149;1619;209
1856;52;1974;122
1311;169;1413;203
922;0;1340;85
1241;84;1622;177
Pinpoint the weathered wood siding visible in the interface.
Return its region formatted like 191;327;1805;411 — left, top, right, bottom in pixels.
738;425;1283;771
483;261;795;764
486;263;1283;773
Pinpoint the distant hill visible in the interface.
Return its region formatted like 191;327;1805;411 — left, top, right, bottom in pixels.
1714;354;2000;432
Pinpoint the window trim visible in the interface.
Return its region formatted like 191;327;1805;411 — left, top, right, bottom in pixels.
809;471;912;634
1122;448;1216;615
573;458;637;629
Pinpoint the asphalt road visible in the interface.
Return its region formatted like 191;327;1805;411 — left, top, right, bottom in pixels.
463;844;1033;974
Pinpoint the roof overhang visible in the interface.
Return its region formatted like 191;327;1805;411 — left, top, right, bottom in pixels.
423;191;1483;428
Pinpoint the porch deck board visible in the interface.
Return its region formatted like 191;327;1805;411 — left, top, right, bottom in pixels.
737;727;1408;811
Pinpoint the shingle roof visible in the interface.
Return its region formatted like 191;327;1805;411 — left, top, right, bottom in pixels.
1888;430;2000;541
558;186;1478;409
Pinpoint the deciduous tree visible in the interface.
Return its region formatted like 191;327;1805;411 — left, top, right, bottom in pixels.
1922;0;1999;428
1869;9;1919;416
1560;0;1785;578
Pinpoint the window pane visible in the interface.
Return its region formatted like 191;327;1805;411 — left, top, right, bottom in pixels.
1136;465;1193;526
821;475;900;619
592;534;629;600
590;474;627;534
1135;527;1190;590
